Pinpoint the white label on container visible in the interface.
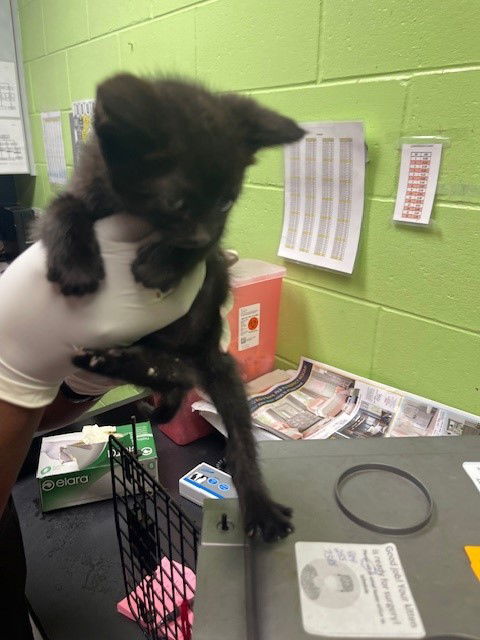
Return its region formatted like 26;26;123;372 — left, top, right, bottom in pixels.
295;542;425;638
238;303;260;351
463;462;480;493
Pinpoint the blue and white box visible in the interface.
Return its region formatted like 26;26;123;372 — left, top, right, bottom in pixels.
179;463;237;506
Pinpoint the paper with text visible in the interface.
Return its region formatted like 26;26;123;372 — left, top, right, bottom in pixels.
41;111;68;185
393;143;442;225
193;356;480;442
279;121;365;274
0;118;28;173
70;99;95;167
0;61;20;118
295;542;425;637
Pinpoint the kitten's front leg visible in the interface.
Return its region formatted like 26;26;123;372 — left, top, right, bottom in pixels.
131;243;207;292
72;347;197;390
197;350;293;542
41;194;105;296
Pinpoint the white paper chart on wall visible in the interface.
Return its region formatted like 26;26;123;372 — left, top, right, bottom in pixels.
0;60;28;173
0;61;20;118
279;121;365;275
0;118;28;173
393;143;442;225
41;111;68;185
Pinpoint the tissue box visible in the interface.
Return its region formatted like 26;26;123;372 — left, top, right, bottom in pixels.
37;422;158;512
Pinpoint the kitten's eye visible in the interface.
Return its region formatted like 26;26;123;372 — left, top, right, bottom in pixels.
219;199;234;213
166;197;185;211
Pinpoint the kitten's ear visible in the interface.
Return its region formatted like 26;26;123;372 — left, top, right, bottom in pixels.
223;94;305;151
94;73;168;170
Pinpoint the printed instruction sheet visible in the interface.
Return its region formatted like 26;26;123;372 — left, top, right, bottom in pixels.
0;117;28;173
279;121;365;274
393;143;442;225
0;61;20;118
41;111;68;185
295;541;425;637
0;61;28;173
70;99;95;167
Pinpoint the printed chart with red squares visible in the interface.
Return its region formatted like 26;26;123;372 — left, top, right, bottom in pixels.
402;150;431;220
393;143;443;225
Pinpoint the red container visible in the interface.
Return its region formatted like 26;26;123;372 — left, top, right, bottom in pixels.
227;259;286;382
158;390;214;445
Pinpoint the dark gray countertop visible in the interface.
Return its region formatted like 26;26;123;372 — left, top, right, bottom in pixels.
13;409;225;640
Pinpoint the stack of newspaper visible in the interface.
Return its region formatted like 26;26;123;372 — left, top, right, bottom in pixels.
193;358;480;441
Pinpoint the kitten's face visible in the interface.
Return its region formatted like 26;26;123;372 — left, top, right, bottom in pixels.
131;162;244;249
94;75;304;248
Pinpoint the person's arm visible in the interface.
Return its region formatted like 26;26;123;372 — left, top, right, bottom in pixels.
0;400;44;518
37;389;100;433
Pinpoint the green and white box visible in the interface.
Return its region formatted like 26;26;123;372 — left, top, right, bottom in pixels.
37;422;158;512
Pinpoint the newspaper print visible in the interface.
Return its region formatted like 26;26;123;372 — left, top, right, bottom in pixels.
193;357;479;442
389;398;480;438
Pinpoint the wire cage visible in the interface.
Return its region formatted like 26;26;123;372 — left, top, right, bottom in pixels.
109;433;200;640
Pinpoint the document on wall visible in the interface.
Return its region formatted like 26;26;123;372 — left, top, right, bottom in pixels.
393;143;442;225
0;117;28;173
0;60;28;173
41;111;68;185
70;99;95;167
0;60;21;118
279;121;366;274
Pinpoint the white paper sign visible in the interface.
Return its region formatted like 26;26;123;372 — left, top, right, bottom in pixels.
0;60;21;118
393;143;442;225
280;121;365;274
295;541;425;637
463;462;480;493
41;111;68;185
0;118;28;173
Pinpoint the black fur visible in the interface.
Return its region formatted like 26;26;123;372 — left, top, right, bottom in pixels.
41;74;304;294
42;74;305;541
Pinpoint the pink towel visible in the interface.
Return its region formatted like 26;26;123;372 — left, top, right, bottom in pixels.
117;556;196;639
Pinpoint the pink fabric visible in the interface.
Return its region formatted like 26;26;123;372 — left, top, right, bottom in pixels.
117;557;196;639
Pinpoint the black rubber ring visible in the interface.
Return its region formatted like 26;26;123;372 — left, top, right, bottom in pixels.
334;463;434;535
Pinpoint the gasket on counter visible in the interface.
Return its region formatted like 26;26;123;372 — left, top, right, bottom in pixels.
334;463;434;535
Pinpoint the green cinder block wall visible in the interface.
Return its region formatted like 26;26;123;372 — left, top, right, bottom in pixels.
16;0;480;414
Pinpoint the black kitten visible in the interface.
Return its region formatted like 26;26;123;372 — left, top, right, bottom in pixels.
41;74;303;295
42;74;305;541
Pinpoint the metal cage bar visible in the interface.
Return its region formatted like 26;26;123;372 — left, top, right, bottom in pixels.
109;435;199;640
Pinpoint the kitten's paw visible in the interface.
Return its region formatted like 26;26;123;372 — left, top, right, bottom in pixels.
244;497;294;543
131;257;180;292
72;348;123;376
216;456;228;472
47;258;105;296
